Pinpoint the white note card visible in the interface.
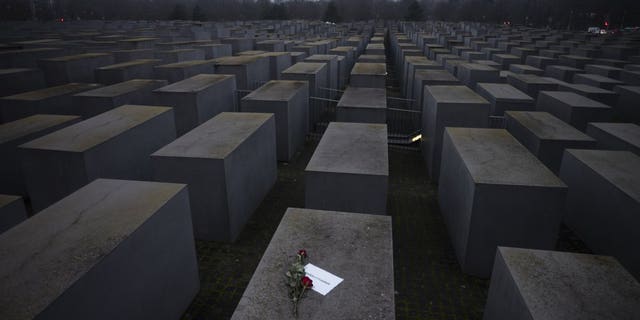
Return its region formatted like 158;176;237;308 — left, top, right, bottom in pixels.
304;263;343;296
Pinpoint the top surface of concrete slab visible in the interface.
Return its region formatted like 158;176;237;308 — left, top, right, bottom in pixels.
509;73;557;84
352;63;387;75
588;122;640;147
565;149;640;202
231;207;394;320
416;70;458;82
1;83;101;101
306;122;388;176
445;128;565;187
506;111;595;141
119;37;158;42
282;62;326;74
0;114;80;145
498;247;640;320
20;105;171;152
0;194;20;207
476;83;533;102
42;52;111;62
0;68;33;75
214;55;262;65
0;179;186;320
242;80;307;102
305;54;339;61
426;85;489;104
541;91;611;108
152;112;272;160
97;59;160;70
153;59;214;68
459;62;499;71
337;87;386;109
75;79;166;98
406;56;440;65
154;74;233;93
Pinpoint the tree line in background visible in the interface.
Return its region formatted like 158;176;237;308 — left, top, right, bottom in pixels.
1;0;639;30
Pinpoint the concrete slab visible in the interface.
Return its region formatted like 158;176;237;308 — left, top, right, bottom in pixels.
305;122;388;215
0;114;81;196
94;59;162;84
214;55;269;91
438;128;567;277
38;53;115;85
153;60;216;83
260;52;292;80
476;83;534;116
152;112;276;242
19;105;176;211
505;111;597;172
153;74;236;135
73;79;168;118
614;85;640;122
422;85;490;181
484;247;640;320
231;207;394;319
337;87;387;124
413;70;460;110
574;73;624;90
536;91;612;131
0;68;46;97
559;149;640;279
0;83;100;122
241;80;309;161
507;74;559;100
457;63;500;89
586;122;640;155
350;63;387;88
0;178;199;320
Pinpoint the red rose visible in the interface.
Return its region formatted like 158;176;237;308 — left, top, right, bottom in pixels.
301;276;313;288
298;249;307;258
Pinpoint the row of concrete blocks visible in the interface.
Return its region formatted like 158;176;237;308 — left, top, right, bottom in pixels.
0;101;280;319
393;53;640;124
0;72;393;229
0;32;373;92
0;120;391;320
386;30;639;114
439;127;640;318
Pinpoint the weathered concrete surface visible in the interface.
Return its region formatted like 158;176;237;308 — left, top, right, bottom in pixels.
0;179;199;320
153;74;236;135
586;122;640;156
438;128;567;277
0;83;101;122
152;112;276;242
422;85;490;181
306;122;388;215
536;91;612;131
336;87;387;124
505;111;596;172
19;105;176;211
38;53;114;85
241;80;308;161
476;83;534;116
0;114;81;196
560;149;640;279
231;207;394;320
350;62;387;88
73;79;168;118
483;247;640;320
